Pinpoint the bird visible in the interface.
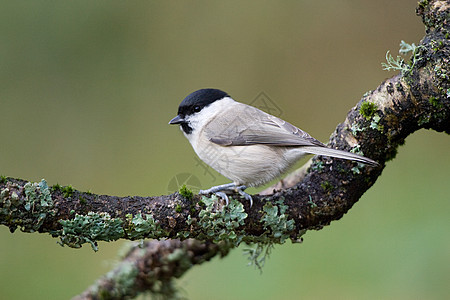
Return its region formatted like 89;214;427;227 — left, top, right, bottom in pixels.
169;88;378;206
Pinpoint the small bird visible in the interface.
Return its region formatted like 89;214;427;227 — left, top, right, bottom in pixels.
169;89;378;206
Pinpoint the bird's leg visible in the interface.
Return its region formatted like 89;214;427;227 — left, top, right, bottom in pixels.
199;183;253;207
199;183;236;194
199;183;236;206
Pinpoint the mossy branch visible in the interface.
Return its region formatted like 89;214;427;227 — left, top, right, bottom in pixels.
0;1;448;299
73;239;229;300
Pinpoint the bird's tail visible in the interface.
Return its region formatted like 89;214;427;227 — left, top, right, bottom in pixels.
300;146;379;167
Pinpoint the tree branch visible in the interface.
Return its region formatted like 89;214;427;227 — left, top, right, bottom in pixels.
1;1;448;299
73;239;229;300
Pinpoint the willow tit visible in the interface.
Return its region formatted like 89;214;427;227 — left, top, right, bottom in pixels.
169;89;378;206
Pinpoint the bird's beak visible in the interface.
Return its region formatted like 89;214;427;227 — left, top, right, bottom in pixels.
168;115;185;125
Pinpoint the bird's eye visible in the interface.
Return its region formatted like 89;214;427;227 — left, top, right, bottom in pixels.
193;106;201;113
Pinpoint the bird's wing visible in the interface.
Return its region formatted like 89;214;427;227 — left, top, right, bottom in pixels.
204;102;379;167
204;103;325;147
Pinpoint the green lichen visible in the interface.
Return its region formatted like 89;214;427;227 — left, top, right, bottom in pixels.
351;166;361;175
179;184;193;200
260;199;295;243
181;196;299;271
125;213;165;240
382;50;407;72
24;179;53;210
39;180;53;206
243;243;274;273
309;160;325;172
382;40;423;74
191;195;248;245
307;195;317;208
59;212;124;251
359;101;377;120
351;144;362;154
399;40;417;55
350;122;365;136
0;176;6;184
350;146;367;174
1;179;55;233
175;204;182;213
369;114;384;132
242;199;296;272
176;229;190;240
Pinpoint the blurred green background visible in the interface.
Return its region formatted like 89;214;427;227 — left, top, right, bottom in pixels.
1;1;449;299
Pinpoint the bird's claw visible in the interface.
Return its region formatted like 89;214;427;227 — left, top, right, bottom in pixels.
236;185;253;207
214;191;229;205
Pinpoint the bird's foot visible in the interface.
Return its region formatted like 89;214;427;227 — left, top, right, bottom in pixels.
199;183;252;207
235;185;252;207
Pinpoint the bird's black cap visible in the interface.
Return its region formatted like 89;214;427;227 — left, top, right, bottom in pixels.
177;88;229;117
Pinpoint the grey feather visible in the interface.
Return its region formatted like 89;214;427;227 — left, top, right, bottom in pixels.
206;104;324;147
298;146;379;166
205;102;378;167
